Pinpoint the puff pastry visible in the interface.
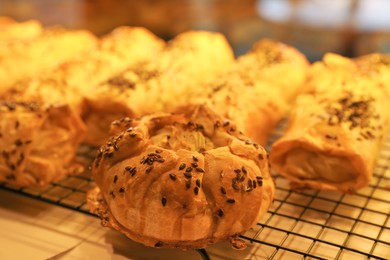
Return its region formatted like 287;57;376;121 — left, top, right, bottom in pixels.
0;17;42;42
6;27;165;114
187;39;309;145
0;27;97;95
270;53;390;192
0;27;164;187
0;101;85;187
84;30;234;145
87;104;274;249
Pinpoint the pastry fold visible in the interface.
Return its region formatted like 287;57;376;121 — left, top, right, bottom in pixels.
84;30;235;145
0;101;85;187
187;39;309;145
0;27;97;95
270;53;390;192
0;27;164;187
87;104;274;249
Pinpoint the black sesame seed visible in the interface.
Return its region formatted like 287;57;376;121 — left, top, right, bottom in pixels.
191;162;198;168
146;166;153;173
155;241;163;247
241;166;247;174
184;172;192;179
257;180;263;187
258;154;264;160
129;133;136;137
195;167;204;173
186;180;191;189
169;173;177;181
220;187;227;194
218;208;224;217
227;198;235;204
119;187;125;193
113;175;118;183
196;179;201;187
162;197;167;207
192;156;198;162
14;139;23;146
110;191;115;198
186;167;193;172
155;149;162;153
194;187;199;195
234;169;241;174
179;163;186;170
223;120;230;126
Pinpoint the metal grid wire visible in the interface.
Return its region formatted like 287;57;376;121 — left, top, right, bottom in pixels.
1;130;389;259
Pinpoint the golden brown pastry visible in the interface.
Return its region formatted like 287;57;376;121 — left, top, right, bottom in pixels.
0;101;85;187
0;18;42;42
270;53;390;193
0;27;164;187
5;26;165;115
0;27;97;95
83;30;235;145
187;39;309;146
87;104;274;249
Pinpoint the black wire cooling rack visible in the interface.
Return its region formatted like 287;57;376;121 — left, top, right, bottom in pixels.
1;131;389;260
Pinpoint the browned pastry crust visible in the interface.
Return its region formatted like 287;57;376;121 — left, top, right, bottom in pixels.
0;101;85;187
0;27;164;187
88;104;274;249
0;18;42;42
270;53;390;192
0;27;97;95
83;30;234;146
187;39;309;145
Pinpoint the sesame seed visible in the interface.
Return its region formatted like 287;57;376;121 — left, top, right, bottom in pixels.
161;197;167;206
110;191;115;198
179;163;186;170
146;166;153;173
191;162;198;168
155;241;163;247
196;179;201;187
184;172;192;179
169;173;177;181
129;133;136;137
242;166;247;174
14;139;23;146
186;167;193;172
220;187;226;194
258;154;264;160
192;156;198;162
186;180;191;189
194;187;199;195
195;167;205;173
223;120;230;126
155;149;162;153
218;208;224;217
119;187;125;193
234;169;241;174
113;175;118;183
226;198;235;204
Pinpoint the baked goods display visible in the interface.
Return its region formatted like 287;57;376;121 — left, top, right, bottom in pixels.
0;27;97;95
83;30;235;145
270;53;390;193
1;16;389;254
87;104;274;249
187;39;309;146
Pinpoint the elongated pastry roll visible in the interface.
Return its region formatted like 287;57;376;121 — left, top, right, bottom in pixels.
0;27;97;95
0;101;85;187
84;30;234;145
270;53;390;192
0;18;42;42
0;27;164;187
6;27;165;114
87;104;274;249
186;39;309;145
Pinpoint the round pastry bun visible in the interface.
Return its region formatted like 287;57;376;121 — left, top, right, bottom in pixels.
87;104;274;249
